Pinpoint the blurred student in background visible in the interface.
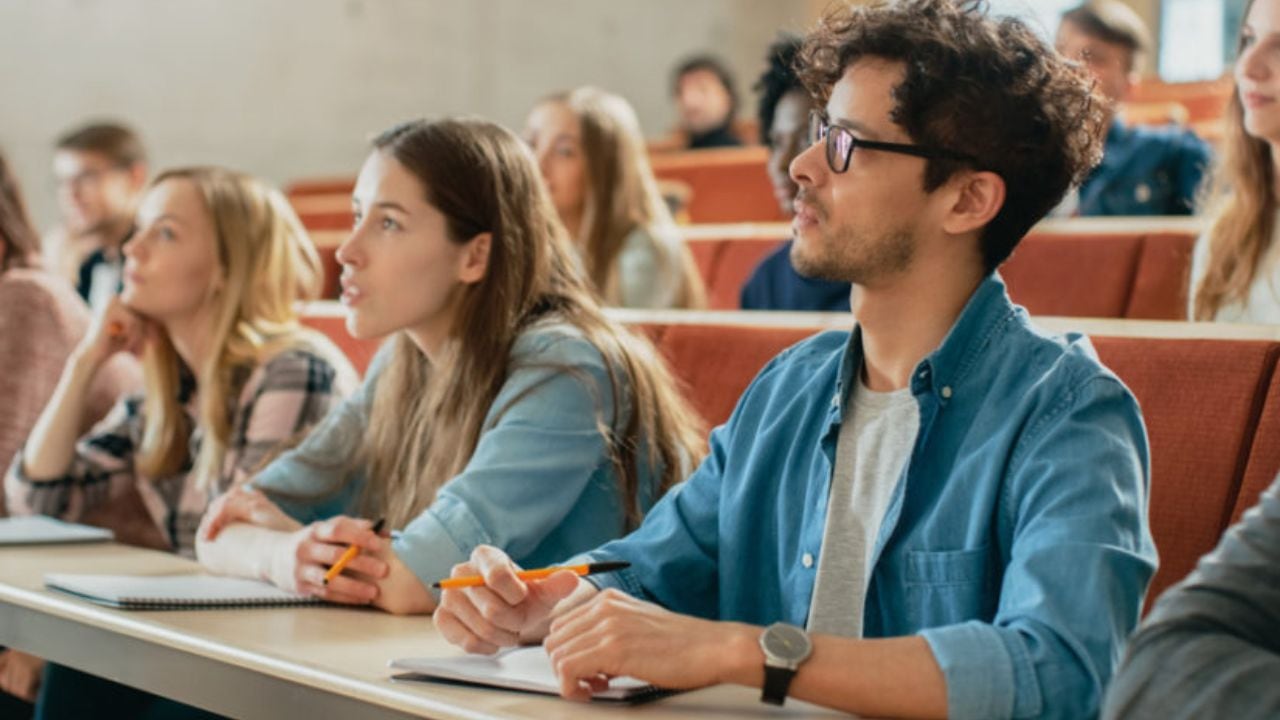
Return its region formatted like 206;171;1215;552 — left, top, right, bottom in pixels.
1191;0;1280;323
48;122;149;311
525;87;705;308
1054;1;1211;216
673;55;742;149
740;34;853;312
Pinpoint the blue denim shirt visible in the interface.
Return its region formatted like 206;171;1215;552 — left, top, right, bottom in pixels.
584;275;1157;719
251;321;660;598
1078;119;1211;216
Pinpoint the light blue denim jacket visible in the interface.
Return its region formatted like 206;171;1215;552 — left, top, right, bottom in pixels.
251;321;659;597
583;275;1157;719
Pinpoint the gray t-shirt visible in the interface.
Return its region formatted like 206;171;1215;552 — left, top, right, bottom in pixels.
807;374;919;637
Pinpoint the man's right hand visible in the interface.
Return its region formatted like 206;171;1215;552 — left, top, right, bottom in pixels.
433;545;591;654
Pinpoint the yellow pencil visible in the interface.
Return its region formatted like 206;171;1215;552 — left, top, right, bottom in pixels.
322;518;385;585
433;561;630;590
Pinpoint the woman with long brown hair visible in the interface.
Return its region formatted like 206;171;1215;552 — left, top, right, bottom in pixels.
524;87;706;308
1190;0;1280;322
197;118;706;615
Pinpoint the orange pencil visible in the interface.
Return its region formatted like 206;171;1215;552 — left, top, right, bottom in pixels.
432;561;630;590
322;518;385;585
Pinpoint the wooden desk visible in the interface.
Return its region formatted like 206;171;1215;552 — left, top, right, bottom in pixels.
0;543;845;719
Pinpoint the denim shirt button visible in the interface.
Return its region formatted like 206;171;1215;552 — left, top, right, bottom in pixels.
802;552;815;568
941;386;953;399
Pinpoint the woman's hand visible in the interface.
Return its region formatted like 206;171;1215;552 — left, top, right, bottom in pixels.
199;485;301;541
285;516;389;604
74;296;153;370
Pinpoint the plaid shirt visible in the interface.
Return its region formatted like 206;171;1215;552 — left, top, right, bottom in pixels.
5;345;356;557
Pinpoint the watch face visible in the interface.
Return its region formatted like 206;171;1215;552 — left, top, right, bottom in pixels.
761;623;812;662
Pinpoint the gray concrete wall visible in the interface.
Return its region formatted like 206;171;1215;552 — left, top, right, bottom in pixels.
0;0;813;229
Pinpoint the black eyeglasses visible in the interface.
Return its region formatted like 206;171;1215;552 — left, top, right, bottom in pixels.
809;113;975;174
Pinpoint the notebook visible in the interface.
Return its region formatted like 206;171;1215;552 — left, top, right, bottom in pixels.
0;516;114;545
44;573;325;610
390;646;670;703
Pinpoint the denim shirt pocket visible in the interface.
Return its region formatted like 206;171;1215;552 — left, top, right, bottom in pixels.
905;545;998;627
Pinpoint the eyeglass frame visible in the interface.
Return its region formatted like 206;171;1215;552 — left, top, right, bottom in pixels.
809;113;976;174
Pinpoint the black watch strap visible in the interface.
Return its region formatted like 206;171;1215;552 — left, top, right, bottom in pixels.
761;664;796;705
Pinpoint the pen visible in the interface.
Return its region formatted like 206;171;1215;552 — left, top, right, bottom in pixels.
322;518;385;585
432;561;631;589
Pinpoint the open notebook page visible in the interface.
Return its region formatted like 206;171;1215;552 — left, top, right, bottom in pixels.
390;646;666;702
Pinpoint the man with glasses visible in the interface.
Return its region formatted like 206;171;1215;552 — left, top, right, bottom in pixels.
434;1;1156;717
49;122;148;312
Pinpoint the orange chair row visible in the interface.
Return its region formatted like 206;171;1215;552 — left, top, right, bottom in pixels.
307;221;1202;320
299;304;1280;613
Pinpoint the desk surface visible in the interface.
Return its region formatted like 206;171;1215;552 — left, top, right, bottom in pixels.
0;542;846;719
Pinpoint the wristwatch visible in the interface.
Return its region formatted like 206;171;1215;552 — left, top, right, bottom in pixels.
758;622;812;705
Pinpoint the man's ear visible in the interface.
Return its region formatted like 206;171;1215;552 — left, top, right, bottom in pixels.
457;232;492;285
941;170;1005;236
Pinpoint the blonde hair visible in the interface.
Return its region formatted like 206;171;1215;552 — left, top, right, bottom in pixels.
546;88;706;309
136;167;325;488
1194;4;1273;320
357;119;706;530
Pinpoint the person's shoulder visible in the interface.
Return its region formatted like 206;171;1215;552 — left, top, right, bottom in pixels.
1006;314;1128;394
0;268;86;322
512;319;608;369
1128;123;1211;158
246;341;351;397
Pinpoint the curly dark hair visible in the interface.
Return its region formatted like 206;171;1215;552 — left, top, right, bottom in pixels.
754;34;804;146
797;0;1106;272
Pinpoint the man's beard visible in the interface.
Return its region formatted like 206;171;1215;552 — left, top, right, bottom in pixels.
790;192;915;285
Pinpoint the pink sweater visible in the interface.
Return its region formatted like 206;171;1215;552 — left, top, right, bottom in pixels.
0;268;141;516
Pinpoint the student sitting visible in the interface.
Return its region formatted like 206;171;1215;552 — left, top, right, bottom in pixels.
1102;472;1280;719
672;55;743;149
15;167;355;719
1054;1;1211;216
1191;0;1280;323
524;87;705;309
6;166;356;556
196;118;706;616
47;122;149;312
434;2;1155;718
740;34;853;312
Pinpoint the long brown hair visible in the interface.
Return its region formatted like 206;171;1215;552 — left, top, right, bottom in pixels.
544;88;705;308
136;167;327;488
357;118;706;530
0;149;41;272
1195;0;1272;319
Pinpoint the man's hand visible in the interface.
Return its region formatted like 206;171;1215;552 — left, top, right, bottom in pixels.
543;589;761;701
434;545;588;654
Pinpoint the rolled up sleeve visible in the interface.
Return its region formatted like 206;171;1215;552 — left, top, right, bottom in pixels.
924;376;1157;719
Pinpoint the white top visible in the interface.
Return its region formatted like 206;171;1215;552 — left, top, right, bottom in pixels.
613;225;688;309
1189;210;1280;323
807;373;920;638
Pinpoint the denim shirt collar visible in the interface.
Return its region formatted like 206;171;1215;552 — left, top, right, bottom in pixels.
831;273;1017;422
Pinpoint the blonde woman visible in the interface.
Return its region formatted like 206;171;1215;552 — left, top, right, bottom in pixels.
6;167;357;556
1191;0;1280;322
524;87;705;308
197;118;706;615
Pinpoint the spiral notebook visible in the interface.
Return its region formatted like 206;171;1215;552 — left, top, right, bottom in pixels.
44;573;324;610
390;646;671;703
0;516;113;545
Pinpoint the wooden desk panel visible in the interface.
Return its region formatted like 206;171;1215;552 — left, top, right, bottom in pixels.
0;543;845;719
